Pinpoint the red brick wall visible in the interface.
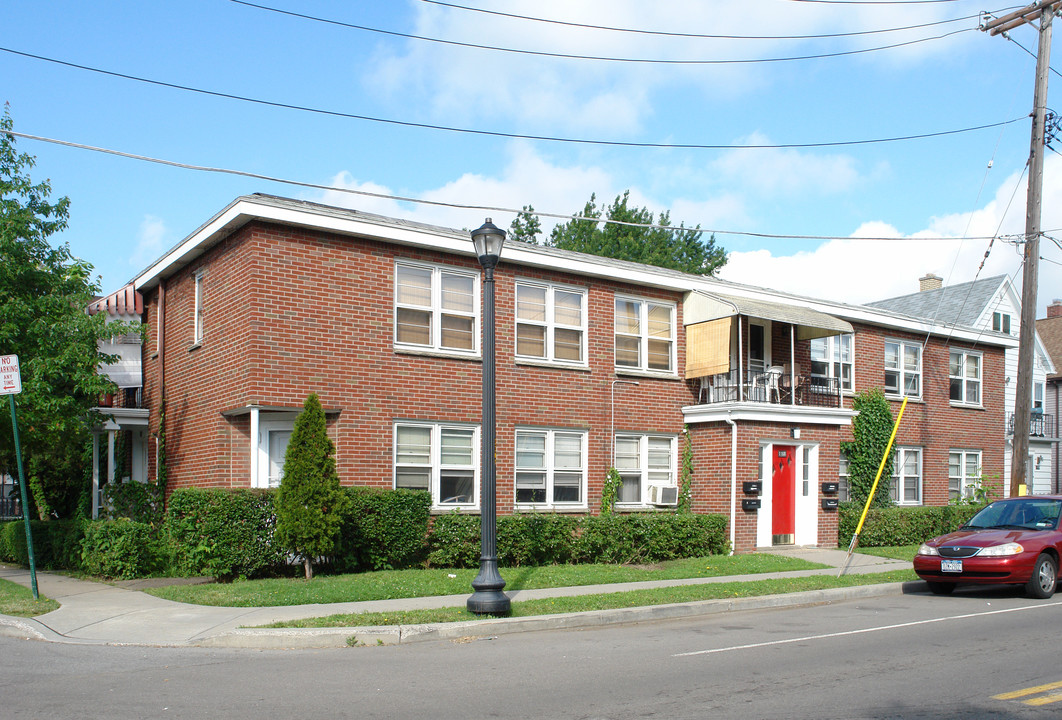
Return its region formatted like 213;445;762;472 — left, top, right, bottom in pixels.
142;221;691;510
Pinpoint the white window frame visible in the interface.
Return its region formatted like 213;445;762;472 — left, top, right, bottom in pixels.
949;349;982;406
394;261;480;355
614;296;676;373
884;340;922;399
949;450;982;502
810;333;854;392
613;433;676;506
394;422;479;509
838;451;851;503
514;280;588;366
193;270;205;345
514;428;588;509
890;446;922;506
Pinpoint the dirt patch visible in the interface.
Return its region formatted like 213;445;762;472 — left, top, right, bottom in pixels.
110;576;214;590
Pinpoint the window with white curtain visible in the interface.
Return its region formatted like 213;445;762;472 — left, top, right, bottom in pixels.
394;422;478;507
515;428;586;507
614;434;675;504
394;262;478;354
949;349;982;406
615;297;675;373
890;446;922;505
515;282;587;364
884;340;921;398
949;450;981;502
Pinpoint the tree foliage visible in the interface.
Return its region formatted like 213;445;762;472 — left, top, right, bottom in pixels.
273;392;349;580
516;191;726;275
841;389;896;509
507;204;542;244
0;107;120;519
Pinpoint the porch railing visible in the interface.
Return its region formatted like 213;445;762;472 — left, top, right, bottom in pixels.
1007;411;1056;438
698;371;841;408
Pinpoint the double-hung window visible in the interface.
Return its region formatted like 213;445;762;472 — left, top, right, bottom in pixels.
394;422;478;507
992;311;1011;334
838;452;851;503
949;450;981;502
949;349;982;405
810;333;853;392
515;428;587;507
890;447;922;505
884;340;921;398
515;282;587;364
614;434;675;505
615;297;675;373
394;262;478;354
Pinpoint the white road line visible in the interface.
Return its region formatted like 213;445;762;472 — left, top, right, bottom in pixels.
673;600;1062;657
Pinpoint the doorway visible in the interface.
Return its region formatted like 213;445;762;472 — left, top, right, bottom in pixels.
772;445;796;545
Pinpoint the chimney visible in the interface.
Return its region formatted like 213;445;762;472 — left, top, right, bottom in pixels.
919;273;943;292
1049;299;1062;319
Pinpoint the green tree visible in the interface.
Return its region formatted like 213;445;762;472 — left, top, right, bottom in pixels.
508;204;542;244
841;389;896;509
274;392;349;580
544;191;727;275
0;107;121;519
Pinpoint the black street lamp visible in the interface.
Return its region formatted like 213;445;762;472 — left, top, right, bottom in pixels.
467;218;511;615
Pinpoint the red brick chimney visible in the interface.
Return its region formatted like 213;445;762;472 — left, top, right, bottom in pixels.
919;273;943;292
1048;299;1062;318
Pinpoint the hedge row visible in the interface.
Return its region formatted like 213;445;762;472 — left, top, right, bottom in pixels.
426;511;730;569
838;502;983;547
0;486;729;579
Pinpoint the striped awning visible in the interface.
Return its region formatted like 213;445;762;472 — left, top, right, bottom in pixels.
685;291;852;341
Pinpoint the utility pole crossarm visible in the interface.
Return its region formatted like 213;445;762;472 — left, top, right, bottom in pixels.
981;1;1062;36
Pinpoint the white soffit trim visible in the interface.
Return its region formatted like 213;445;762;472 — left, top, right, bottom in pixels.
681;403;857;426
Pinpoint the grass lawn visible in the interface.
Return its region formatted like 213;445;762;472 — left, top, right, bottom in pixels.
0;577;58;617
855;546;919;562
145;553;828;608
262;569;918;628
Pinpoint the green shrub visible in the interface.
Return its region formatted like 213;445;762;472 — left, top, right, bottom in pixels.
839;502;984;547
333;488;431;572
165;488;282;581
0;518;86;570
498;513;578;567
81;519;159;579
102;481;164;525
425;512;481;569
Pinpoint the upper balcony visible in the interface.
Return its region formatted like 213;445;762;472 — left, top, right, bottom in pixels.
1007;411;1057;438
682;290;856;425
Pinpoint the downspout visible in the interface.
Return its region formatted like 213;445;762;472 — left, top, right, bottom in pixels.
725;413;737;556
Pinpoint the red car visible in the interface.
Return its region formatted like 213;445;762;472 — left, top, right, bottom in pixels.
914;496;1062;599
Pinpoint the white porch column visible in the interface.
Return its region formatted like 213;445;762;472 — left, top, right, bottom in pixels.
91;433;100;519
249;407;260;488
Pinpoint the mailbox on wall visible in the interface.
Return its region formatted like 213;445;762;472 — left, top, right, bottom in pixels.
742;481;762;495
821;482;839;494
742;498;761;511
821;498;839;510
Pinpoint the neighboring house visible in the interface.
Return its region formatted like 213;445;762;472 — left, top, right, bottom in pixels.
105;194;1012;551
868;274;1057;496
1037;299;1062;494
87;285;150;517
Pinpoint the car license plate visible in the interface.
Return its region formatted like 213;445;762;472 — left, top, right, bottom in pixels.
941;559;962;573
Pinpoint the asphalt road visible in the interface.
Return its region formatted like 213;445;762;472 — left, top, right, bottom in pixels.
3;585;1061;719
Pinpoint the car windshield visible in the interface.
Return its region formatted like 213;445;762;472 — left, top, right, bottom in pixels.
964;498;1062;531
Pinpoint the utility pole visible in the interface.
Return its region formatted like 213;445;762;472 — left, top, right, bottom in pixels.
982;1;1060;497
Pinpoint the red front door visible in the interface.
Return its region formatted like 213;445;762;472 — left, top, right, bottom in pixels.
772;445;796;545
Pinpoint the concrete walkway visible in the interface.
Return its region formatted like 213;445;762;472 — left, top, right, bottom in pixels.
0;549;914;649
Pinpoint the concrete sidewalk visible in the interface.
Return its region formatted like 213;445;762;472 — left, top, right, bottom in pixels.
0;549;915;649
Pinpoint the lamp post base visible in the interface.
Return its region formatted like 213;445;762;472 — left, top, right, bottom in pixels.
467;561;511;615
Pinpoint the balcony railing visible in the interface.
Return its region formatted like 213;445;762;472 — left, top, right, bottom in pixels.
1007;411;1056;438
698;371;841;408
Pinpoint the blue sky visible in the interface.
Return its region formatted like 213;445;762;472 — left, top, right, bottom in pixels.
4;0;1062;314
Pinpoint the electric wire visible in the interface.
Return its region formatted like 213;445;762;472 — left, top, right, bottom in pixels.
3;128;1028;244
230;0;975;65
418;0;982;41
0;47;1029;152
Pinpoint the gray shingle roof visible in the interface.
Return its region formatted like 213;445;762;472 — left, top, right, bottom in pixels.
865;275;1007;327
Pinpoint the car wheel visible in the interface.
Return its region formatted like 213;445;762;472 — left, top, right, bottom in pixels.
1025;553;1058;599
926;581;955;596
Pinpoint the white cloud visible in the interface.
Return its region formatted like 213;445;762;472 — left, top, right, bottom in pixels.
712;132;862;197
720;154;1062;316
130;215;168;269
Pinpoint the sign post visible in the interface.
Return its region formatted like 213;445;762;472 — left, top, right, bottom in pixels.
1;354;38;600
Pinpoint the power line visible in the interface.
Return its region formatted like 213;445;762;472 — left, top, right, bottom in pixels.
0;47;1029;151
419;0;982;41
230;0;975;65
3;128;1026;244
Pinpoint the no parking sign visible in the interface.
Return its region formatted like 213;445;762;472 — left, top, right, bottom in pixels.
1;354;21;395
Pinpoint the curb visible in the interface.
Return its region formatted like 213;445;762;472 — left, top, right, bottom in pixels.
193;580;923;650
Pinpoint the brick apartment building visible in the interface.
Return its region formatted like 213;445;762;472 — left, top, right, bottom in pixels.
91;194;1015;552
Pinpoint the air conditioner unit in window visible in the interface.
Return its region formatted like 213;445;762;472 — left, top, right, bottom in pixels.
648;484;679;506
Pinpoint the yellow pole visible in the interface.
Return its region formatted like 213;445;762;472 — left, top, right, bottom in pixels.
839;396;909;576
